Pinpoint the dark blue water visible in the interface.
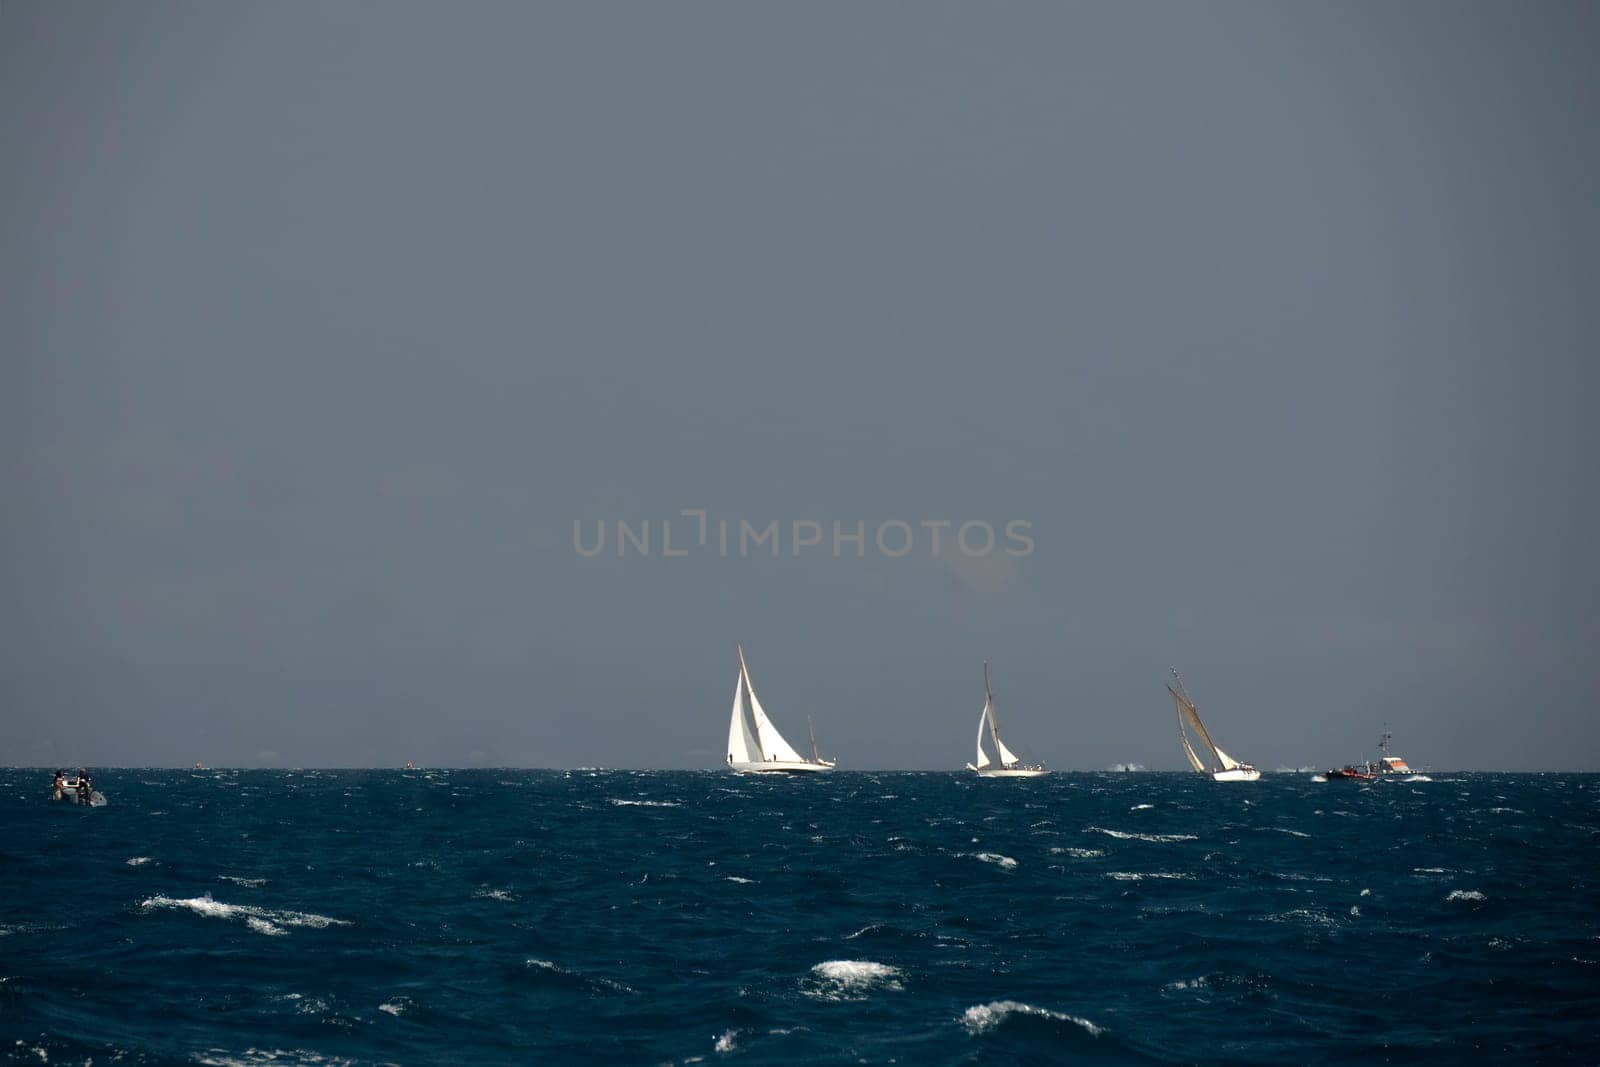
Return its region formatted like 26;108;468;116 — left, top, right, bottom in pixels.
3;770;1597;1064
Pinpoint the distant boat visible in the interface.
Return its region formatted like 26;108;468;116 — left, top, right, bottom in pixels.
1373;730;1414;775
1167;669;1260;782
1325;765;1376;781
725;644;836;773
965;662;1048;777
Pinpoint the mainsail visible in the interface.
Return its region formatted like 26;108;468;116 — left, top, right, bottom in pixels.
738;646;807;764
973;702;993;769
1169;678;1226;774
727;673;759;764
1169;670;1245;775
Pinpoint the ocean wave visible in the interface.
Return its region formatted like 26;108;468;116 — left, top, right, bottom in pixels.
1050;847;1105;858
140;895;348;936
1107;871;1193;881
609;798;681;808
971;852;1018;869
195;1049;356;1066
960;1000;1104;1037
524;958;634;994
1131;803;1155;811
1445;889;1487;902
714;1029;738;1053
219;875;267;887
1086;827;1197;843
126;856;153;866
473;888;516;902
805;960;905;1000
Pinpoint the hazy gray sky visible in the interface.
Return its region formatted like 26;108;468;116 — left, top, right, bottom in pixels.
3;2;1596;770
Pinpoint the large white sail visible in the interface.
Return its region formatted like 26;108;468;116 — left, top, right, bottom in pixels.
727;674;758;765
1212;745;1241;772
974;700;993;768
739;649;807;764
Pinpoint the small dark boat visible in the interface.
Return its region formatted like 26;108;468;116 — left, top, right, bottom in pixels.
1324;765;1375;781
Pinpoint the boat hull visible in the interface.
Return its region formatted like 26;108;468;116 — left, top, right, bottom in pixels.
1210;768;1261;782
730;760;835;774
967;765;1049;777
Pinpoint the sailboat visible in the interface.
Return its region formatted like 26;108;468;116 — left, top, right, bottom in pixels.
1167;669;1260;782
965;661;1048;777
725;644;836;773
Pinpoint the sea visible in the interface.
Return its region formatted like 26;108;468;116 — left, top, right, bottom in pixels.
2;769;1597;1064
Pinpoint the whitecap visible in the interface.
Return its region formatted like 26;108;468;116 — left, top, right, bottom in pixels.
972;852;1018;869
1131;803;1154;811
1085;826;1197;843
1165;976;1209;991
960;1000;1103;1037
473;888;516;902
1266;827;1311;838
1310;775;1328;783
1446;889;1487;902
1107;871;1192;881
805;960;905;1000
1050;847;1104;858
378;1001;407;1017
725;876;755;884
126;856;153;867
219;875;268;888
713;1030;737;1053
608;798;681;808
140;895;348;935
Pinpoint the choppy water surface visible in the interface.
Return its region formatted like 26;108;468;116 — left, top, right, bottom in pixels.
3;770;1597;1063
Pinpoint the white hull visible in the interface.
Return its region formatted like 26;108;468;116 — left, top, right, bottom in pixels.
730;760;835;774
969;766;1049;778
1211;768;1260;782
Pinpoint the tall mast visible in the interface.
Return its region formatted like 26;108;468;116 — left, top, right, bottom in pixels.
807;716;820;763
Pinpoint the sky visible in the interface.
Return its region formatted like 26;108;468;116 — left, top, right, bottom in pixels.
3;2;1596;770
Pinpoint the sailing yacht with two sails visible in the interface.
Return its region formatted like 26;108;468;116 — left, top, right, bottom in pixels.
966;662;1048;777
1167;669;1260;782
725;645;836;773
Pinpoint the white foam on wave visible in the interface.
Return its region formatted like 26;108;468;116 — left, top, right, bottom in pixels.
608;798;681;808
713;1030;737;1053
805;960;905;1000
1405;775;1434;782
195;1048;355;1066
1266;827;1311;838
960;1000;1103;1037
1310;775;1328;783
378;1000;407;1017
1050;847;1104;858
219;875;267;887
1446;889;1487;902
1086;826;1197;843
126;856;153;866
1165;976;1209;991
972;852;1018;869
725;876;755;884
473;888;516;902
1131;803;1154;811
140;895;348;936
1107;871;1192;881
